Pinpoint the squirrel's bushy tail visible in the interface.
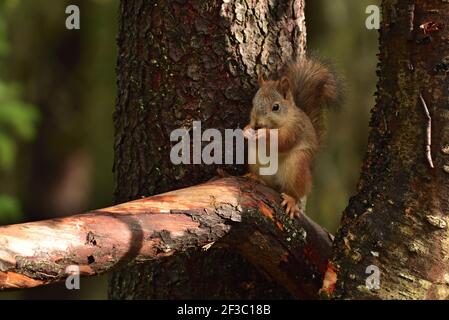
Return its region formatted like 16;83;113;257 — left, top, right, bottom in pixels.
278;57;343;141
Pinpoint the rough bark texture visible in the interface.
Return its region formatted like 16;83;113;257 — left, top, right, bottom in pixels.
325;0;449;299
0;177;332;299
111;0;306;299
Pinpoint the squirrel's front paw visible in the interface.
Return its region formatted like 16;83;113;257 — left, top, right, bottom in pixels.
281;193;302;219
243;125;255;140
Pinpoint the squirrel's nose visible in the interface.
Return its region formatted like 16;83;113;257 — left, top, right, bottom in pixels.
251;121;260;130
249;119;259;130
254;120;264;130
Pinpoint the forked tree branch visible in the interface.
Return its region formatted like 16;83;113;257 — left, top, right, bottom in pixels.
0;177;332;299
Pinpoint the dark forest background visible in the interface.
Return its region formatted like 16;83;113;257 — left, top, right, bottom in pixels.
0;0;379;299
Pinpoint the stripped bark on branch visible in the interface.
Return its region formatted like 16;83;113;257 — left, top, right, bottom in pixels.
0;177;332;299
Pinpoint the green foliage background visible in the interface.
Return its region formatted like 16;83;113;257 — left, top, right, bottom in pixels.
0;0;39;224
307;0;380;231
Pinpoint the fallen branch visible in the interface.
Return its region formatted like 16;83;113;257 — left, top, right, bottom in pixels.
0;177;332;299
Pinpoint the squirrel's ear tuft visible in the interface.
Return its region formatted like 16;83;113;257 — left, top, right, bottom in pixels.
258;72;265;87
257;65;266;87
278;76;291;99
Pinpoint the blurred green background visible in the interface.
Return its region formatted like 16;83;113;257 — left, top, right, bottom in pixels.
0;0;379;299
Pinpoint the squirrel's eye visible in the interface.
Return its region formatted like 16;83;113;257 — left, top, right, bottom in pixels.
272;103;280;112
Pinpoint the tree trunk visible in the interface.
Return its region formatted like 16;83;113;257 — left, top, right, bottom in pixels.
324;0;449;299
110;0;306;299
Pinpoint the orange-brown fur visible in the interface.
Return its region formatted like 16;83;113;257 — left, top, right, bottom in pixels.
244;57;340;218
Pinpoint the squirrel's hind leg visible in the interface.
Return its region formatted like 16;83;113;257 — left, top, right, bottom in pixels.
281;193;302;219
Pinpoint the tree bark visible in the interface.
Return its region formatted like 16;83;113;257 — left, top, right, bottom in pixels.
324;0;449;299
111;0;306;299
0;177;331;300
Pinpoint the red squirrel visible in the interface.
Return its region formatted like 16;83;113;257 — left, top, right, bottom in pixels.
243;57;341;218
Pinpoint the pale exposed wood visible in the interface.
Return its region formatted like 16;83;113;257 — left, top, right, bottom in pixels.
0;177;332;299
